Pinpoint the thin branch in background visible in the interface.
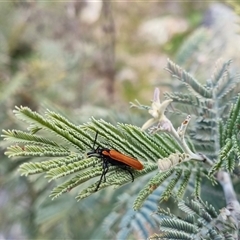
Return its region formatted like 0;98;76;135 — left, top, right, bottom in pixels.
101;1;116;101
217;171;240;231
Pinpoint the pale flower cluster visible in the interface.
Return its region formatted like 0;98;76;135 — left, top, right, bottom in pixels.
141;88;172;132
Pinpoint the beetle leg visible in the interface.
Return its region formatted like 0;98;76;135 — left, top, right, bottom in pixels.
103;159;109;182
125;168;134;182
95;158;109;191
116;166;134;182
95;170;104;191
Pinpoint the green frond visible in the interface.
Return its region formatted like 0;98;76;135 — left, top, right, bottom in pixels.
28;126;43;134
210;136;237;175
205;165;219;184
208;229;224;240
219;120;224;148
209;96;240;175
217;74;237;102
19;154;84;176
157;207;176;219
13;106;56;129
19;161;47;175
6;106;189;208
55;162;155;201
232;135;240;159
46;110;82;131
153;133;183;154
87;118;177;163
117;202;156;239
160;169;182;201
102;186;165;240
5;144;70;158
164;92;199;106
199;208;212;224
129;99;151;111
13;106;86;151
3;56;240;240
5;99;213;211
211;60;240;103
155;197;239;239
88;119;149;160
160;218;198;234
157;230;193;240
166;59;212;98
218;94;240;170
45;157;94;181
119;124;168;160
211;60;232;88
179;199;211;226
76;163;157;202
109;163;157;187
50;166;103;200
164;92;214;119
133;169;175;210
191;140;215;160
2;129;60;147
193;169;201;198
184;215;195;225
224;147;235;172
178;199;200;217
202;202;218;219
89;117;119;136
163;59;240;166
176;170;192;199
46;117;93;150
223;95;240;139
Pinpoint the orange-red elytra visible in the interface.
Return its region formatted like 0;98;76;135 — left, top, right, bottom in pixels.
87;132;144;191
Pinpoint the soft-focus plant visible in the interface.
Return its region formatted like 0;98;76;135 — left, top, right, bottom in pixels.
3;58;240;239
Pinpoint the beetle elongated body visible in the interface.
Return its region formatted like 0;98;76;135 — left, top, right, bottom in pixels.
87;132;144;191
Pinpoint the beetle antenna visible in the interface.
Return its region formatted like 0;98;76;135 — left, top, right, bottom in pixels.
92;131;99;150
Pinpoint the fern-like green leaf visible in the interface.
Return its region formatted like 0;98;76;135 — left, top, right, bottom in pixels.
193;169;201;198
155;197;238;239
133;169;175;210
166;59;212;98
176;169;192;199
5;144;70;158
157;230;193;240
50;166;103;199
45;157;95;181
13;106;86;151
5;106;185;207
2;129;60;146
160;169;182;201
160;218;198;234
178;199;200;217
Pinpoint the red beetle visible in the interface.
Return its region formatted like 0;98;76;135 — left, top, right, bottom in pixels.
87;132;144;191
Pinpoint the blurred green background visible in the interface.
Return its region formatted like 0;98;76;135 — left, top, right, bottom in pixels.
1;1;240;239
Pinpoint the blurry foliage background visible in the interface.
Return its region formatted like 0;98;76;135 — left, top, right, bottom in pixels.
1;1;240;239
